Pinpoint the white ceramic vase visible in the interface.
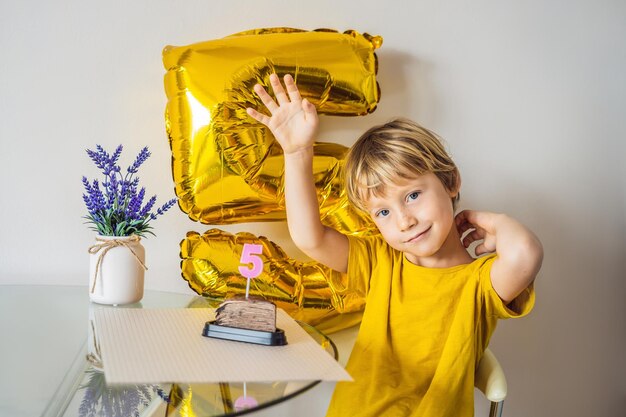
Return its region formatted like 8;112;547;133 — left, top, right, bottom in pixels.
88;235;146;305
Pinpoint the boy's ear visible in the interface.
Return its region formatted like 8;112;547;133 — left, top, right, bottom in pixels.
449;168;462;198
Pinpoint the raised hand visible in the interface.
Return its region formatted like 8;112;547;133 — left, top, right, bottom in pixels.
456;209;543;303
246;73;319;155
455;210;499;256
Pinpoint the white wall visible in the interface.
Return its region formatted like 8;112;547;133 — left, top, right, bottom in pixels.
1;0;624;416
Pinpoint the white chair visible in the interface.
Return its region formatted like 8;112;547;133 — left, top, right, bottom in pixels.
475;348;507;417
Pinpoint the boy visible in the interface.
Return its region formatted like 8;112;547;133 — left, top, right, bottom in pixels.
247;74;543;416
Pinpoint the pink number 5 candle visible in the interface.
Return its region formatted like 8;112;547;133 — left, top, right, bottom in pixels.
239;243;263;298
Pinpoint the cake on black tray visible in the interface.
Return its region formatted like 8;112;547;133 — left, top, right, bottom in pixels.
214;296;277;332
203;296;287;346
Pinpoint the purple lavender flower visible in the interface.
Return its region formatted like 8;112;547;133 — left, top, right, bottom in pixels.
82;194;96;214
126;188;145;219
110;145;123;167
127;147;150;174
91;180;107;210
154;387;170;403
139;195;156;217
82;145;177;237
150;198;177;220
118;177;139;207
82;176;92;192
128;177;139;195
106;173;119;206
78;369;167;417
86;148;107;172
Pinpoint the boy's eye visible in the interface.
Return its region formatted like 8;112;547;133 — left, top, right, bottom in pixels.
407;192;420;201
375;209;390;218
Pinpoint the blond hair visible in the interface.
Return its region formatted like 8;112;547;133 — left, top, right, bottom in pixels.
345;118;460;212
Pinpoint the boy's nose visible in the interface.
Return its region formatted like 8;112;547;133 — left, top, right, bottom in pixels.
397;210;417;231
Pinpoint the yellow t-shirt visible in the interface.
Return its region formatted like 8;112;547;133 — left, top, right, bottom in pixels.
326;235;535;417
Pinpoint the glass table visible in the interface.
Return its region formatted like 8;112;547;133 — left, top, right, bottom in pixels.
0;286;340;417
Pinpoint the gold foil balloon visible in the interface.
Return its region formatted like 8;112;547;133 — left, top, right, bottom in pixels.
180;229;365;333
166;28;383;331
163;27;381;234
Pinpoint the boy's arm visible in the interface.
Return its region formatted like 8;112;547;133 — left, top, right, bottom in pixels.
456;210;543;304
247;74;349;273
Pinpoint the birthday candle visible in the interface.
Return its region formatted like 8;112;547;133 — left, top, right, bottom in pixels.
238;243;263;298
235;382;258;410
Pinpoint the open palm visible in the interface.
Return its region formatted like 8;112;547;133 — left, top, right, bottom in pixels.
247;73;319;155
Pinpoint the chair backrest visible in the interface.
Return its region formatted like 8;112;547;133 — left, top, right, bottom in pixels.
475;348;507;402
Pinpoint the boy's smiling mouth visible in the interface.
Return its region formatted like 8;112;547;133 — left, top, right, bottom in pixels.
405;226;431;243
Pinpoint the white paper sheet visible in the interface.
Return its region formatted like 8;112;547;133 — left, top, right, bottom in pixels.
95;308;352;384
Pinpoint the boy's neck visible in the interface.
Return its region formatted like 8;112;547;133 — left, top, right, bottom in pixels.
404;226;473;269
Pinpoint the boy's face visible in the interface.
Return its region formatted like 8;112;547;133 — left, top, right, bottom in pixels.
365;173;461;267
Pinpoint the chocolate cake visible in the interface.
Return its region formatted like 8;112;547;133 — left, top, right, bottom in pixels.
214;297;277;332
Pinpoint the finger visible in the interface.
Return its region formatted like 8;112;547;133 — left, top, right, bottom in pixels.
474;243;486;255
455;210;469;227
302;99;318;120
246;107;271;126
462;229;483;248
254;84;279;113
284;74;302;102
473;243;494;256
459;209;481;224
456;220;473;236
456;218;476;236
269;73;290;105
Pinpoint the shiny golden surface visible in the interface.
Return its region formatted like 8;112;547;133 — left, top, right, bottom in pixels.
163;28;381;231
180;229;365;333
166;28;383;330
